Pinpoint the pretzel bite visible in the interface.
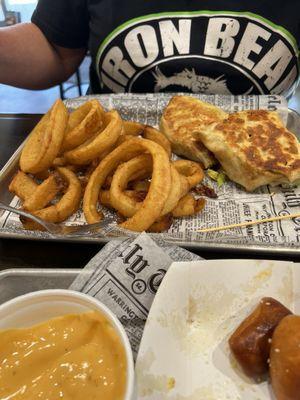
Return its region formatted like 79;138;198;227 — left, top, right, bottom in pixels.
229;297;291;380
270;315;300;400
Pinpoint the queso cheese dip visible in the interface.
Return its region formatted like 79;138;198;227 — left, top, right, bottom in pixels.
0;311;127;399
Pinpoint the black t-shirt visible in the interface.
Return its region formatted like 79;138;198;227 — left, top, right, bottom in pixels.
32;0;300;96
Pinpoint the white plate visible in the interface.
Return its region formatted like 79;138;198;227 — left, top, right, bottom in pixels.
136;259;300;400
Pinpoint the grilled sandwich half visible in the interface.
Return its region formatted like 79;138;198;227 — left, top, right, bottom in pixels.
160;96;227;168
196;110;300;191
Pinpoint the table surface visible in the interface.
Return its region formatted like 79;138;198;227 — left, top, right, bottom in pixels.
0;114;299;270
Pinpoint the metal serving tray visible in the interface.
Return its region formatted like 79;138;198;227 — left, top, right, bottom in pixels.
0;268;80;305
0;105;299;256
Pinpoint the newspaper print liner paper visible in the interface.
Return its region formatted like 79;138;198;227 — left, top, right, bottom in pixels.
136;259;300;400
69;232;202;358
1;93;300;247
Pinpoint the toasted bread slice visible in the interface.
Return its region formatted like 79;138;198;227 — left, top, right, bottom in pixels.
197;110;300;191
160;96;227;168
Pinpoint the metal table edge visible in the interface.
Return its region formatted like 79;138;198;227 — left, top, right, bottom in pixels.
0;267;81;277
0;230;299;256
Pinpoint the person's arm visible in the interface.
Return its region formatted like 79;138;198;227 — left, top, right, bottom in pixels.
0;22;86;89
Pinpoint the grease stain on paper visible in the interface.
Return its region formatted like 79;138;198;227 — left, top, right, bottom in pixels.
240;266;273;296
136;350;176;397
169;386;223;400
277;270;293;308
157;283;237;355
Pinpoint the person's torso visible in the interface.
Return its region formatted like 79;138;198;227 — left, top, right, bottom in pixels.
87;0;300;96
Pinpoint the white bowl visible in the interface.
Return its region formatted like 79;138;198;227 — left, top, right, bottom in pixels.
0;289;134;400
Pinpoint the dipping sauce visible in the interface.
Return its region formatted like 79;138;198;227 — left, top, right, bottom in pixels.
0;311;127;399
